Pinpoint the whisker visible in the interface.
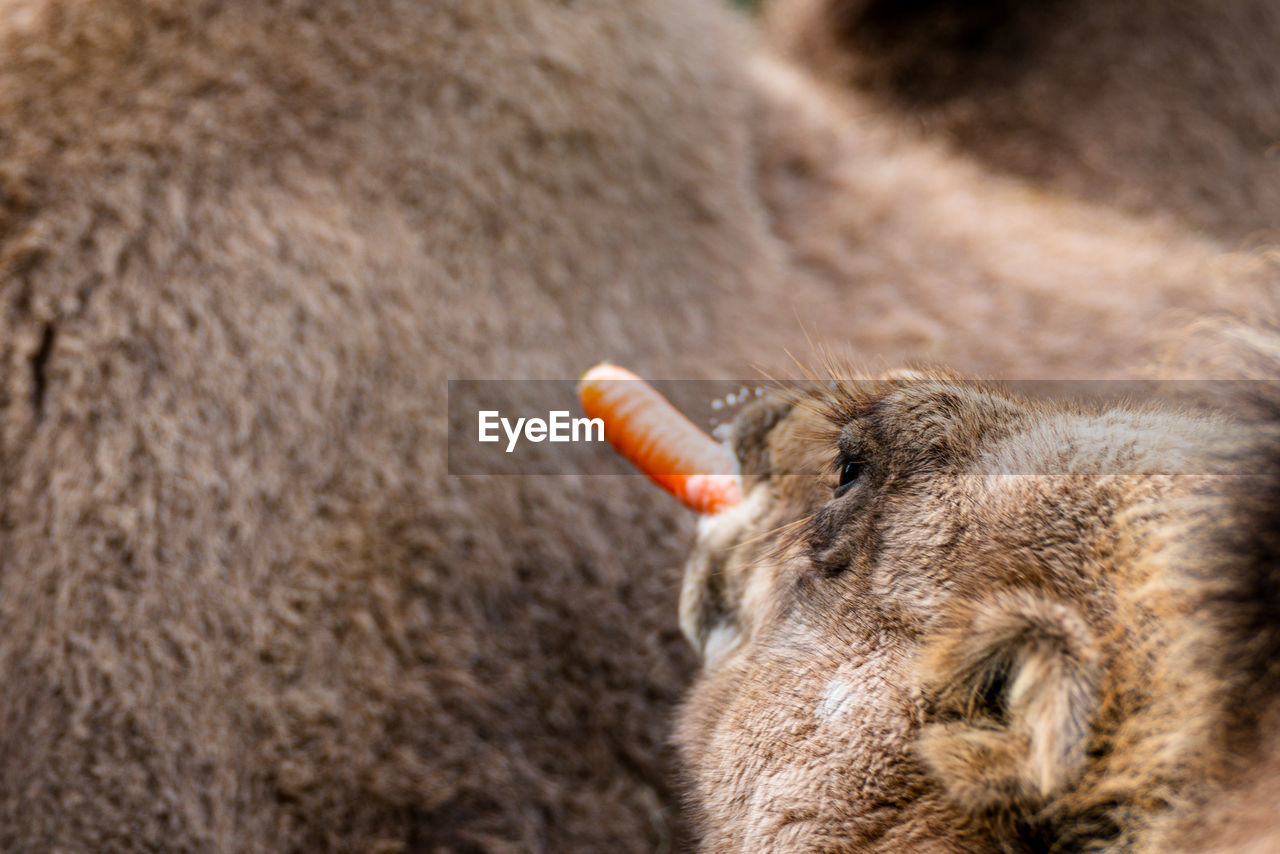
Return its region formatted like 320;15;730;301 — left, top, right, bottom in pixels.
726;512;818;556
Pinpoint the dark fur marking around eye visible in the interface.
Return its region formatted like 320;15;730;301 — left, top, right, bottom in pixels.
833;458;865;497
831;426;872;499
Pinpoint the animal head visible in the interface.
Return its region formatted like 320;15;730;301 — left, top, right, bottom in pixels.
676;371;1272;852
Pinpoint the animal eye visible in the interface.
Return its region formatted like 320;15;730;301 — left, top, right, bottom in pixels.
833;459;864;497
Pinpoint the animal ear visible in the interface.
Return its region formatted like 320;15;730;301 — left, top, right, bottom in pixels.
915;589;1100;815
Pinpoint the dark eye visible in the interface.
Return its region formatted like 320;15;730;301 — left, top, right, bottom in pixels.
833;459;864;497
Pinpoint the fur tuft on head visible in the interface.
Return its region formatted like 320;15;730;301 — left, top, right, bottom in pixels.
917;589;1100;814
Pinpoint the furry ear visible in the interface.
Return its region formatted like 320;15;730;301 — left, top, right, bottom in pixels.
915;589;1100;814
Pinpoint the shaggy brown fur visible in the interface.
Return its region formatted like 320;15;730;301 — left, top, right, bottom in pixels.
0;1;798;850
744;55;1273;377
0;0;1274;850
762;0;1280;240
676;343;1280;852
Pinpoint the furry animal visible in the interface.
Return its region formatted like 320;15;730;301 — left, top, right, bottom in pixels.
0;0;799;849
676;344;1280;852
0;0;1272;850
761;0;1280;240
741;53;1273;378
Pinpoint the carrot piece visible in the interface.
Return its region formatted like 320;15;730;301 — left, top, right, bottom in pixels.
578;363;742;515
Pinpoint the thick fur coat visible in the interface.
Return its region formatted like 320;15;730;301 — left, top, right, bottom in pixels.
676;345;1280;852
764;0;1280;239
0;0;1273;851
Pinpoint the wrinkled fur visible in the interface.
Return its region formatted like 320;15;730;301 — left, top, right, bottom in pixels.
763;0;1280;239
0;0;1275;851
676;338;1280;852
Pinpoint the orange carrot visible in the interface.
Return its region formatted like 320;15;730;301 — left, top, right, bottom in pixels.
578;363;742;515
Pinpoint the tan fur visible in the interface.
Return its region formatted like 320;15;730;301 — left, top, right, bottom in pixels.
0;0;1275;850
763;0;1280;240
677;353;1280;852
916;589;1101;811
